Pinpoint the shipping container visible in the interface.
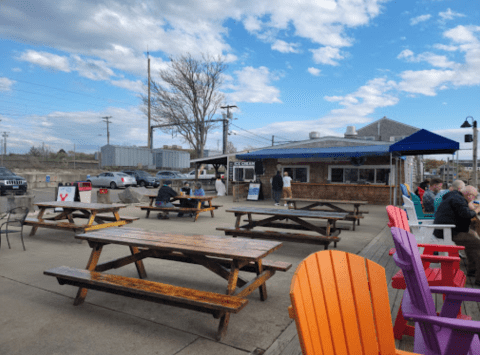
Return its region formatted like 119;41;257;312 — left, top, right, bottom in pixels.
101;145;154;168
153;149;190;169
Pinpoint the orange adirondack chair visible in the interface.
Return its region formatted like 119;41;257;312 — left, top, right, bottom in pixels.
386;205;468;340
289;250;419;355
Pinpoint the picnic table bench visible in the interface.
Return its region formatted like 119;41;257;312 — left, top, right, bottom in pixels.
139;194;221;222
25;201;137;235
217;207;348;249
44;227;290;341
282;198;368;231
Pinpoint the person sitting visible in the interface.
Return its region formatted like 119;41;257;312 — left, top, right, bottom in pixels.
433;185;480;285
422;178;443;212
155;180;177;219
194;182;206;209
434;179;465;212
415;179;430;196
177;181;193;217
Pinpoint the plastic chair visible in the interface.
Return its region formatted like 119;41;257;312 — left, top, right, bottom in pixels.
411;194;435;218
391;227;480;355
401;196;454;244
386;206;467;340
400;184;410;198
417;187;425;202
0;207;29;251
288;249;418;355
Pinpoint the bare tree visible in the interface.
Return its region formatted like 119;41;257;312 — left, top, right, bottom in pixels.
226;141;237;154
146;53;227;158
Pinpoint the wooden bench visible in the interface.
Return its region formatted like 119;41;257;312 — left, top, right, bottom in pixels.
25;217;79;230
216;227;340;249
242;219;352;231
44;266;248;316
139;204;222;222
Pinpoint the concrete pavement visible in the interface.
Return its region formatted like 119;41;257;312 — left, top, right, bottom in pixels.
0;194;389;355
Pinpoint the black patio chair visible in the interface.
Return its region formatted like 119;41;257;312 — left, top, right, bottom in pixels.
0;207;29;251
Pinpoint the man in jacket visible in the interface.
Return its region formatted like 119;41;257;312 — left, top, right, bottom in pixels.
155;180;177;219
422;177;443;212
271;171;283;206
434;185;480;285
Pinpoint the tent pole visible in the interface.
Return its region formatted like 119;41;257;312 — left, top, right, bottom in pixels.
390;153;392;205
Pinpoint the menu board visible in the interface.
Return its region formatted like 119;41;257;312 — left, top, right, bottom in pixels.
247;183;261;201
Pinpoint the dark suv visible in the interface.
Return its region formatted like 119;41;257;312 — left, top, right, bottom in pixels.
0;167;28;195
122;170;160;188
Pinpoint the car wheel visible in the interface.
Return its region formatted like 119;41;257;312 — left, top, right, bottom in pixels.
110;181;117;189
139;181;146;187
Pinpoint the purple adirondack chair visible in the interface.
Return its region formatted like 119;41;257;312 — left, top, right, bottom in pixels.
391;227;480;355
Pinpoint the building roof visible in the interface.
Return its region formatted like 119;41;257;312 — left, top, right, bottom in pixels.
235;144;391;160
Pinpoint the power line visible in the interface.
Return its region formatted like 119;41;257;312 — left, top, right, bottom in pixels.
230;123;272;143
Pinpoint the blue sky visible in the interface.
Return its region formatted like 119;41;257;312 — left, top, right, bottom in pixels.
1;0;480;160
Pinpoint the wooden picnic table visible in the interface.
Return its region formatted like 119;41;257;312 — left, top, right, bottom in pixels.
44;227;291;341
25;201;137;236
217;207;348;249
139;194;221;222
282;198;368;231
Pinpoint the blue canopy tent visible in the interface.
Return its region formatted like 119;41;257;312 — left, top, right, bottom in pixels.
388;129;460;204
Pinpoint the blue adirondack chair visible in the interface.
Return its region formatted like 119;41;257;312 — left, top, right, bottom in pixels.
400;184;411;199
410;194;434;219
390;227;480;355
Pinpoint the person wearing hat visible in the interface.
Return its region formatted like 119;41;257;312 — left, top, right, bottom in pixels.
155;180;177;219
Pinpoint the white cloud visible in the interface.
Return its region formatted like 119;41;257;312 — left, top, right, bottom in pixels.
311;46;344;66
307;67;321;76
397;49;456;68
110;79;144;93
398;69;455;96
271;40;300;53
18;50;70;72
444;25;480;43
11;67;22;72
433;43;458;52
0;77;15;92
410;14;432;26
439;8;465;21
226;66;281;104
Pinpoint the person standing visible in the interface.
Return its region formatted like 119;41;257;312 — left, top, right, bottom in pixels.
283;171;293;207
271;171;283;206
422;178;443;212
215;176;226;196
433;185;480;285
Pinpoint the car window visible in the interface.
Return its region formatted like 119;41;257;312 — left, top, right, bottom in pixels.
116;173;129;177
99;173;106;177
0;168;14;176
107;173;113;177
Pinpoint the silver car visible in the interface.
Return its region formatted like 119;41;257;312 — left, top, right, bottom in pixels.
156;171;187;180
87;172;136;189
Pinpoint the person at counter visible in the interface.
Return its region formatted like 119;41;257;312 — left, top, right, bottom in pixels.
271;171;283;206
433;185;480;285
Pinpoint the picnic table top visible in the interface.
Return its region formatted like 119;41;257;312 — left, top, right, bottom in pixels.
146;194;217;201
225;207;348;219
35;201;127;210
282;198;368;205
75;227;283;261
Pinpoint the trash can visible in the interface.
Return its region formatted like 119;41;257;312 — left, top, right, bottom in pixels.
97;188;111;204
77;182;92;203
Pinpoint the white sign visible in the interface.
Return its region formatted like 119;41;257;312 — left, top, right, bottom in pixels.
55;186;76;211
247;183;261;201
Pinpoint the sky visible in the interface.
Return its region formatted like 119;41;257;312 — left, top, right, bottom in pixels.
1;0;480;161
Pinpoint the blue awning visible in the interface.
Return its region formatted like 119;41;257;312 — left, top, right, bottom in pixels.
235;144;391;160
389;129;459;156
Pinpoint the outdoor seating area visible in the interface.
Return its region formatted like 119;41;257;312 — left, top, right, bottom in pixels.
1;194;480;355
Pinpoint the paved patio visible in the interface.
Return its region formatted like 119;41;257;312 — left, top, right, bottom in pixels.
0;194;476;354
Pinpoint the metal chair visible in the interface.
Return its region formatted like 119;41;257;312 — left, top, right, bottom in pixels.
0;207;29;251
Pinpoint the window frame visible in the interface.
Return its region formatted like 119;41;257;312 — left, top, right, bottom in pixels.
328;164;393;185
281;165;310;183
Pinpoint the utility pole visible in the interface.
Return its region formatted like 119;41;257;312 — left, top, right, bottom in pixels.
2;132;8;158
147;52;152;149
102;116;112;145
221;105;237;154
272;135;274;146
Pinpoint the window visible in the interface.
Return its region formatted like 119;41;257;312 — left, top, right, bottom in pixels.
233;166;256;182
328;165;391;184
282;166;309;182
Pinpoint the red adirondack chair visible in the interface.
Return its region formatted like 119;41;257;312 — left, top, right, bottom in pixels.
391;227;480;355
417;187;425;203
386;205;467;340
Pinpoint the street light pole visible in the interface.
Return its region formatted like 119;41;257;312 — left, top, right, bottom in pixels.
461;116;477;187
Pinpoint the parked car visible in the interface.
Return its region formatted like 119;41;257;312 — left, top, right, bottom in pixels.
122;170;160;188
0;167;28;195
156;171;187;180
87;172;136;189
